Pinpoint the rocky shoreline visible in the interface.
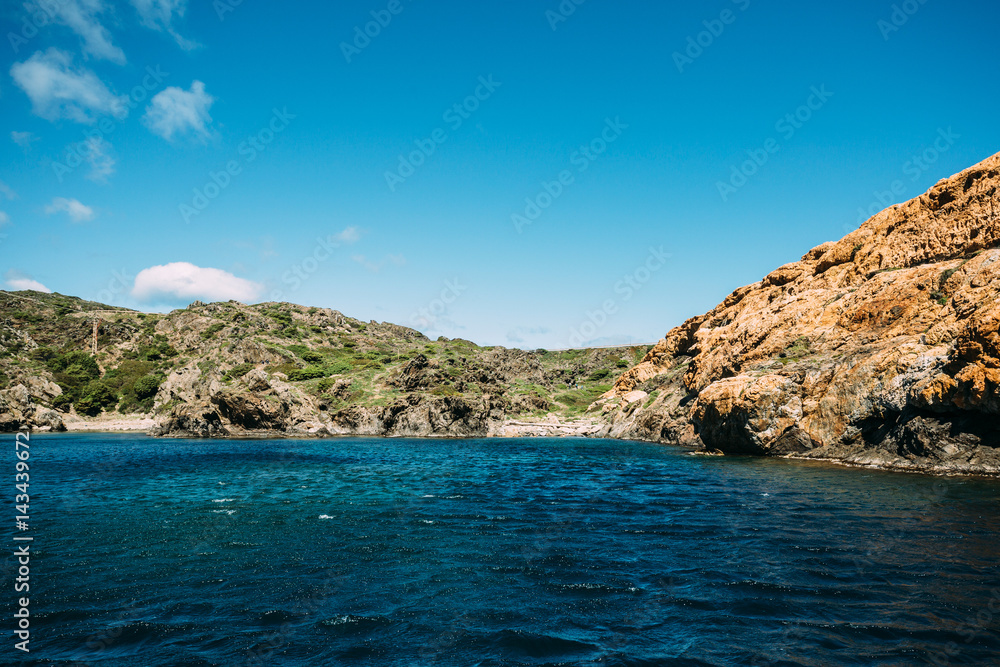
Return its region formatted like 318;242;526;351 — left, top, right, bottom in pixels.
599;152;1000;477
2;153;999;477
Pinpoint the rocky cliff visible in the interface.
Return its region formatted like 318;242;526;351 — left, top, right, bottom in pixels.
3;152;999;476
600;151;1000;474
0;291;646;440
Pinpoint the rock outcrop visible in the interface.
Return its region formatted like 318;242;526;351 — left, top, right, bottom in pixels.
0;382;66;432
601;151;1000;474
4;152;1000;476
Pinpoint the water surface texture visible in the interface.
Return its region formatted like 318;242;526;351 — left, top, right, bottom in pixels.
16;434;1000;665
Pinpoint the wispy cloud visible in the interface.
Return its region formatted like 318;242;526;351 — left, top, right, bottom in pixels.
27;0;125;64
5;270;52;293
0;180;15;200
131;262;264;303
10;131;38;149
505;326;551;344
10;48;126;124
351;253;406;272
130;0;198;50
335;226;362;244
45;196;95;222
83;137;116;182
0;212;9;226
143;80;214;141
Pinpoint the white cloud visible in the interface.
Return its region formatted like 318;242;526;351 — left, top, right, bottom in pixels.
45;197;95;222
5;270;52;293
10;49;126;124
143;80;214;141
11;131;38;149
0;212;9;226
83;137;115;182
130;0;198;50
131;262;264;303
27;0;125;64
0;180;15;200
335;227;361;244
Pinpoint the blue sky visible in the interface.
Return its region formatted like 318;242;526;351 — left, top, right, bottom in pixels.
1;0;998;349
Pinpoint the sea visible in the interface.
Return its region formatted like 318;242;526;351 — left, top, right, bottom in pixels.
8;433;1000;666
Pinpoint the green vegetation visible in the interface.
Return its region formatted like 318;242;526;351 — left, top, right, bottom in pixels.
74;381;119;416
554;384;612;414
201;322;226;339
223;363;256;382
931;266;962;306
643;390;660;409
1;293;657;424
132;338;179;362
285;344;323;363
104;360;164;413
287;366;327;381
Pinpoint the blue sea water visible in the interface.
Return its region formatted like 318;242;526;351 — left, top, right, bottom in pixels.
7;433;1000;666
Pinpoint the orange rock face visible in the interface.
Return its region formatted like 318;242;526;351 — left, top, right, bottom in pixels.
603;152;1000;474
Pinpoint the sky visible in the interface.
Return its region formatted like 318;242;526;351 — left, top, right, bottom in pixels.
1;0;999;350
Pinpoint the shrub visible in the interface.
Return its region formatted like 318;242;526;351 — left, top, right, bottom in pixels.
75;381;119;416
267;362;301;377
223;363;255;381
44;350;101;398
287;366;327;382
588;369;612;381
30;346;60;365
133;375;161;399
201;323;226;339
104;361;163;412
267;310;294;326
9;310;42;323
555;385;611;411
135;341;178;361
47;350;99;376
327;361;352;375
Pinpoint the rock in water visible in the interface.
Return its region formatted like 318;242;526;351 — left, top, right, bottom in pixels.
603;151;1000;475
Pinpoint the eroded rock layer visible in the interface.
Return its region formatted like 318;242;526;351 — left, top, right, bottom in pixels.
602;152;1000;474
